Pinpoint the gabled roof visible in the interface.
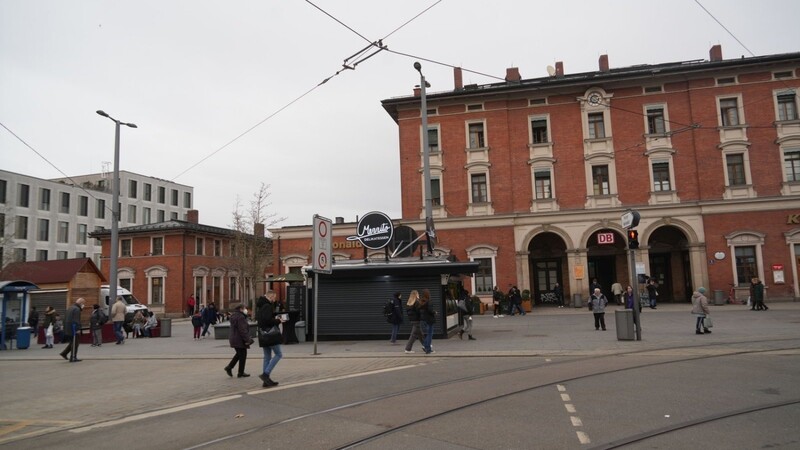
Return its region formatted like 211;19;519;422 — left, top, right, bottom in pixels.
0;258;106;285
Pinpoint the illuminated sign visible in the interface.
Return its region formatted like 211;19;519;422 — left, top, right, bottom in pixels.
346;211;394;250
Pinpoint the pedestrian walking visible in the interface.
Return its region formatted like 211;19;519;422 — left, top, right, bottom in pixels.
387;292;404;344
90;303;107;346
553;282;564;308
507;285;525;316
404;290;424;354
691;287;711;334
624;285;639;330
589;288;608;331
191;310;203;340
60;298;85;362
457;288;476;340
750;278;768;311
257;291;284;388
201;302;217;337
419;289;436;354
224;303;253;378
42;306;56;349
590;278;602;298
111;295;126;345
492;286;505;317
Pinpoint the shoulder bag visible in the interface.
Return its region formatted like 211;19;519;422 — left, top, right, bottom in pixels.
259;324;282;347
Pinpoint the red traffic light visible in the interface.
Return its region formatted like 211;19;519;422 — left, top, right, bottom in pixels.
628;229;639;249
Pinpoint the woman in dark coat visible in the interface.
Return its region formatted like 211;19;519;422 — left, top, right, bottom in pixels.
224;303;253;378
419;289;436;354
403;290;424;353
388;292;404;344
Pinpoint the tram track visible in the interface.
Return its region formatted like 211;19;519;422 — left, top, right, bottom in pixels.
176;338;800;450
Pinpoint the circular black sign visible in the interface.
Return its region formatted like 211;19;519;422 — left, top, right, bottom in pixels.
347;211;394;250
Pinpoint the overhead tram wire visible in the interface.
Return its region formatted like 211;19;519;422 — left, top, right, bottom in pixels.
694;0;755;58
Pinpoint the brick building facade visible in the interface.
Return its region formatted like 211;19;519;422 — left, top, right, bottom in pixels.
271;46;800;306
92;210;271;317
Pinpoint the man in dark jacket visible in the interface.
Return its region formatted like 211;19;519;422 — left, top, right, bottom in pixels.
257;292;284;388
60;298;85;362
201;302;217;337
224;303;253;378
387;292;404;344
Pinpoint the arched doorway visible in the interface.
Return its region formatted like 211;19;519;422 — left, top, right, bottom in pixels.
586;229;627;298
647;226;692;303
528;232;568;305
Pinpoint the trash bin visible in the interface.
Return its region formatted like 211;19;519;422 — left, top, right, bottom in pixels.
160;318;172;337
16;326;32;349
713;290;725;305
295;321;306;343
615;310;635;340
572;294;583;308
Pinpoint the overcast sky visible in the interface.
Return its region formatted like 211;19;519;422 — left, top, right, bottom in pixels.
2;0;799;230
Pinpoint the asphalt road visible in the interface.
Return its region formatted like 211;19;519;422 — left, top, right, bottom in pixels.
1;303;799;449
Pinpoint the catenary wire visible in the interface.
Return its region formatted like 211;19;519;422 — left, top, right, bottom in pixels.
694;0;755;57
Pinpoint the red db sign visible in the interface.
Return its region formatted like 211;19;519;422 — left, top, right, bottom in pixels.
597;232;615;245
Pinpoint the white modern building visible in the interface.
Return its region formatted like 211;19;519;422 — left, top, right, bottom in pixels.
0;169;194;268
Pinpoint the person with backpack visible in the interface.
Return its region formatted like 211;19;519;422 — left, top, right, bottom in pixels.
386;292;404;344
90;303;108;347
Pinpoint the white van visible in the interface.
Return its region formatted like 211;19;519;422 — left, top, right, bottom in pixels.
101;285;149;321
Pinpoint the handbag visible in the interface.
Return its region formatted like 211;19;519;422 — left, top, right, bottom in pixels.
258;325;282;347
703;316;713;328
45;324;54;338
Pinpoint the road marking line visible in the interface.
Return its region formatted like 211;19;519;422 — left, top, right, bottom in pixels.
0;421;30;437
247;364;421;396
70;395;242;433
565;403;576;413
557;384;566;392
570;416;583;427
576;431;591;444
560;393;571;402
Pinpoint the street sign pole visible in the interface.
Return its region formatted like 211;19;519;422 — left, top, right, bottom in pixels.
622;209;642;340
312;215;332;355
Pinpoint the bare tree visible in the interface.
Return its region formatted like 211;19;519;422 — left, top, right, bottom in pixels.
229;183;284;310
0;208;19;269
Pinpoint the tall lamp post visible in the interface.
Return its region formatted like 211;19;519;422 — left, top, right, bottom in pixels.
96;110;137;315
414;62;434;255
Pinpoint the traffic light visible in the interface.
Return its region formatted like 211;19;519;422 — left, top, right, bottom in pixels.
627;229;639;249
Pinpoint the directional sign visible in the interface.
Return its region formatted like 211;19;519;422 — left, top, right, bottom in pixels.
621;210;640;229
313;215;332;274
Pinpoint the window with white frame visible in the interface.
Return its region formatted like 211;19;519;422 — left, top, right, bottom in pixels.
473;258;493;294
152;236;164;256
592;165;610;195
119;278;132;292
150;275;164;304
720;98;740;126
734;246;757;287
652;161;671;191
471;173;488;203
726;154;746;186
534;169;552;199
646;106;666;134
121;239;132;257
588;113;605;138
229;276;238;300
427;127;439;153
431;178;441;206
785;149;800;182
531;118;548;144
777;92;798;121
468;122;485;148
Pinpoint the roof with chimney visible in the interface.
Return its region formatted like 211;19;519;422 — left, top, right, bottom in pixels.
89;219;237;238
0;258;106;284
381;47;800;122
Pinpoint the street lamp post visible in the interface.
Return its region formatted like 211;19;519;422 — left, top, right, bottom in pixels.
414;62;434;255
96;110;137;315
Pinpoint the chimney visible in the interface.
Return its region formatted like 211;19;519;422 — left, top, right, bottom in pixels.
454;67;463;90
335;217;344;224
555;61;564;77
599;54;609;72
413;86;421;97
253;223;265;238
187;209;199;224
505;67;521;82
710;44;723;62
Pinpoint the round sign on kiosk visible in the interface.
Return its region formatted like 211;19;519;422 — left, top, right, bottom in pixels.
347;211;394;250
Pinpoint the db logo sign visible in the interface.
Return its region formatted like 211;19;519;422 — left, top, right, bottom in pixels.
597;232;615;245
